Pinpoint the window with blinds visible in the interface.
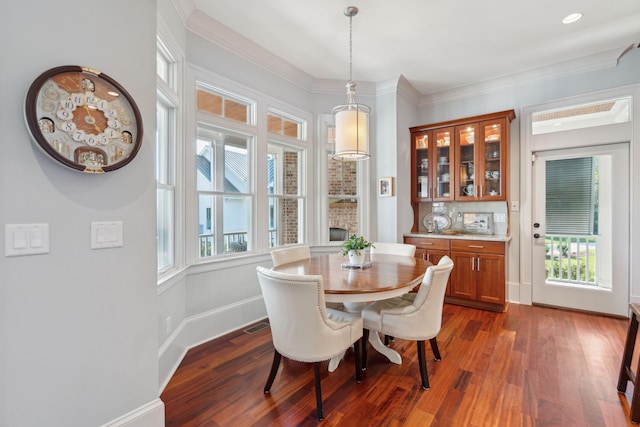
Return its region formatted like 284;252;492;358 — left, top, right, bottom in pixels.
545;156;597;235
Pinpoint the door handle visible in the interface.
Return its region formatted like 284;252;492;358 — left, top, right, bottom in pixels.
533;233;545;239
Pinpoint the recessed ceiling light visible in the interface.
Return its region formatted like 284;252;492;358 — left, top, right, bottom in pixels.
562;13;583;24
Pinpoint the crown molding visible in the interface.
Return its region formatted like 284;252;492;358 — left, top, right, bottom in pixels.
418;48;621;108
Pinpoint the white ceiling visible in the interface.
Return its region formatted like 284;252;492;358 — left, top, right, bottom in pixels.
177;0;640;95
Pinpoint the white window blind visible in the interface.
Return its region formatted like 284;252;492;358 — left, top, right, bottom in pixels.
545;157;595;235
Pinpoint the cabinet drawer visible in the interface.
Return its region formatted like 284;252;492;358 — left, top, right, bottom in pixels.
451;239;504;254
404;237;450;251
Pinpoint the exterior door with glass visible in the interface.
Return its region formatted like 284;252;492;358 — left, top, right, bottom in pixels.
531;143;629;316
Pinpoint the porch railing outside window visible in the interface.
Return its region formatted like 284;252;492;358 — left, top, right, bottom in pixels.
199;230;277;256
545;234;597;285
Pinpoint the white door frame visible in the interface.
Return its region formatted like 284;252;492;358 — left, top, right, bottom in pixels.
519;84;640;308
531;144;629;316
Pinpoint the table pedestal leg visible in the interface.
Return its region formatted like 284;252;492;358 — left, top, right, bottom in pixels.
369;331;402;365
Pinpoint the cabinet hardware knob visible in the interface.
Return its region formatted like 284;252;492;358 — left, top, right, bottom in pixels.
468;245;484;248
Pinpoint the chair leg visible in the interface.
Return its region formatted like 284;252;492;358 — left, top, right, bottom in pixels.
313;362;324;421
430;337;442;361
264;350;282;393
354;338;362;383
417;340;430;390
362;329;369;370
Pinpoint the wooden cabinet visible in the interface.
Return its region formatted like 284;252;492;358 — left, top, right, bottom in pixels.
404;236;452;295
404;236;507;310
450;239;506;312
410;110;515;232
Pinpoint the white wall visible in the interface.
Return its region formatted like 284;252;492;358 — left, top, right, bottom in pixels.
0;1;161;426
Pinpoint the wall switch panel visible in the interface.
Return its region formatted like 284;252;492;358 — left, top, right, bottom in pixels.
91;221;123;249
5;224;50;256
494;213;507;223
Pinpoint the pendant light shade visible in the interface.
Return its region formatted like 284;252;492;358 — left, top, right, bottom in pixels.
332;6;371;161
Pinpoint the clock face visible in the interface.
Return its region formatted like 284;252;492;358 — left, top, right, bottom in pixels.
25;65;143;173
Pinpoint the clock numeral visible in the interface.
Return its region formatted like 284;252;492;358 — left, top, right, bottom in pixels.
84;134;97;146
60;100;75;110
73;130;86;142
85;96;98;107
104;108;117;119
59;121;76;132
105;128;119;139
57;109;73;120
97;99;108;111
71;93;85;106
107;118;121;129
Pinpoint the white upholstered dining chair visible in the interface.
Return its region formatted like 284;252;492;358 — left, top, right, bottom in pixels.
361;255;454;390
256;266;363;421
370;242;417;257
270;245;342;310
369;241;418;344
270;245;311;267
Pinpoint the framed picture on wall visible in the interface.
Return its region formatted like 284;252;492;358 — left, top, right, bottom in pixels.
378;177;393;197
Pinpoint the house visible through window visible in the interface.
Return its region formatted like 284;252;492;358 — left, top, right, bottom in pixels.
197;127;252;256
267;143;304;247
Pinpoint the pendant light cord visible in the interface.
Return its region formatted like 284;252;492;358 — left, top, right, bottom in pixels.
349;13;353;83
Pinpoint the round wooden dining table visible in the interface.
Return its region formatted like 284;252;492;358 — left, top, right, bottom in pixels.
272;252;432;369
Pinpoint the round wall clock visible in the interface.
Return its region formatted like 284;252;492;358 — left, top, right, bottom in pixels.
25;65;143;173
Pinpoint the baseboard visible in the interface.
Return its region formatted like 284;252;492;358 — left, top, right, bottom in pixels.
99;398;164;427
158;295;267;392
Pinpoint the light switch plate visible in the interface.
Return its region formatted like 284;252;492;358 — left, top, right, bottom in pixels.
91;221;123;249
5;224;50;256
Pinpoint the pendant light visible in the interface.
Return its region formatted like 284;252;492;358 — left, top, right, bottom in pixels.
332;6;371;161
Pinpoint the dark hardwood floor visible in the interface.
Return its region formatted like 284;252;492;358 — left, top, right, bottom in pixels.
161;303;637;426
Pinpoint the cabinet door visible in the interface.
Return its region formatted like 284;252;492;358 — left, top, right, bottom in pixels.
454;123;478;200
426;249;452;295
414;248;427;260
479;118;507;200
413;130;431;201
433;127;454;201
476;254;505;304
450;252;476;300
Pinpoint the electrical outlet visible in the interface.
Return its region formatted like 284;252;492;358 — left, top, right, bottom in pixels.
510;201;519;212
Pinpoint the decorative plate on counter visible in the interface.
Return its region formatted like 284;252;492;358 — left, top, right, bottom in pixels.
423;212;451;232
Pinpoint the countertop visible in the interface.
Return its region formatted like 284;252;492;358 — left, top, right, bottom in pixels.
404;232;512;242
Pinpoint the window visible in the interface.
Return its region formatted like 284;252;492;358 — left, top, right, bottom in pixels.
267;109;305;139
267;143;304;247
197;126;252;257
319;116;370;243
196;86;253;125
532;97;630;135
156;37;179;274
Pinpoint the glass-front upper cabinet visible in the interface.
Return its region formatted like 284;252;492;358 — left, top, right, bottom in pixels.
413;131;430;200
455;124;477;199
433;128;454;200
481;118;506;199
412;127;454;201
